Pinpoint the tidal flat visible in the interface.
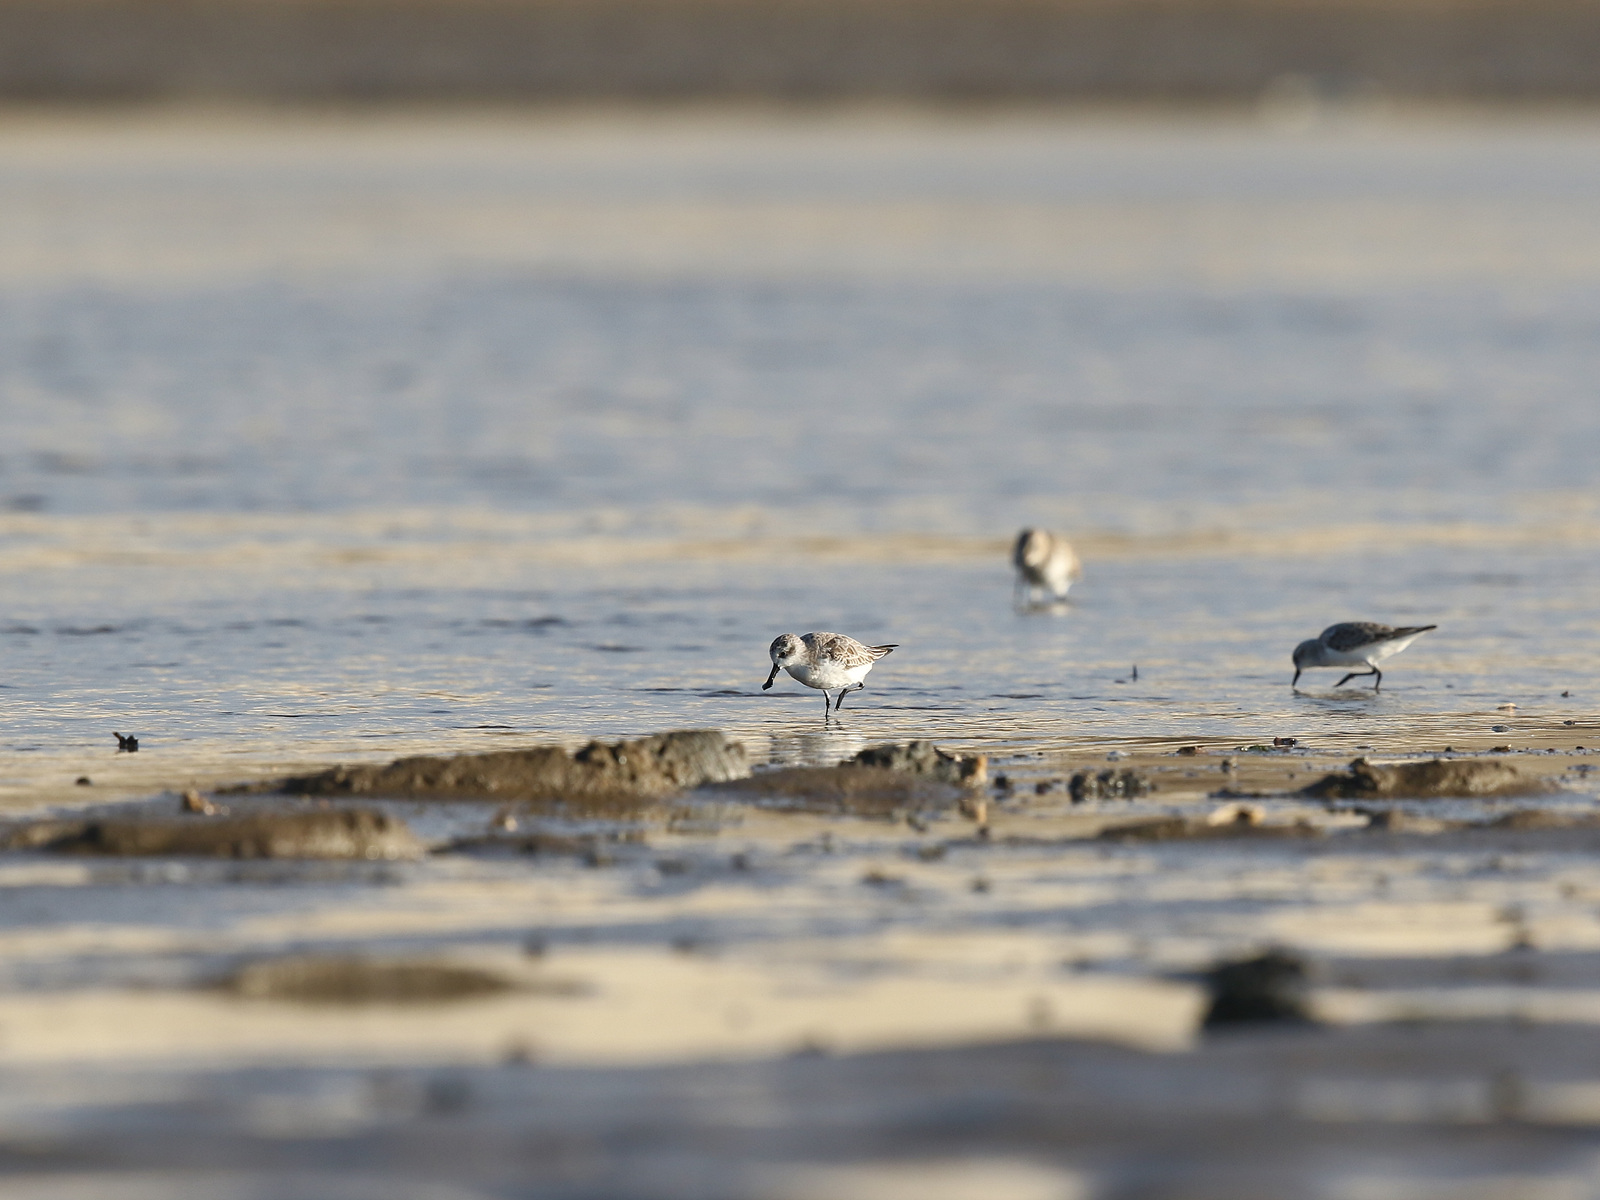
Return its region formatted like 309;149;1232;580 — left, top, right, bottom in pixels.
3;727;1600;1197
4;104;1600;1196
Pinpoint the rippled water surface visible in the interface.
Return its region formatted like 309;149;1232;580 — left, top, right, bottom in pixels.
2;107;1598;789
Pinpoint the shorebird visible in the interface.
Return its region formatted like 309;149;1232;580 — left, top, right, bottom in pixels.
1013;529;1081;607
763;632;897;716
1291;623;1437;692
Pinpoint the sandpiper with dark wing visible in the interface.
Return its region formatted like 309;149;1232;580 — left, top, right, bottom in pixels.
1291;622;1437;692
763;632;897;716
1013;528;1081;608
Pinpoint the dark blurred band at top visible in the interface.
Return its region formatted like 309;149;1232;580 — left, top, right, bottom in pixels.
3;0;1600;101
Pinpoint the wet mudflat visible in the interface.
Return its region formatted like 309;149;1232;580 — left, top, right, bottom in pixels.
2;732;1600;1196
4;104;1600;1196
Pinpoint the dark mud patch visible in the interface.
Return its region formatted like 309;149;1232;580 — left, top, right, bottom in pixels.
265;730;748;811
1097;815;1320;843
220;956;546;1005
1303;756;1553;800
849;741;986;787
713;765;961;817
709;765;965;818
439;830;645;862
1487;808;1600;831
1203;950;1314;1028
704;740;986;818
3;809;422;860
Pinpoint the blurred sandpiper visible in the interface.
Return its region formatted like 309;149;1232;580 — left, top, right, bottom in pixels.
1013;528;1081;608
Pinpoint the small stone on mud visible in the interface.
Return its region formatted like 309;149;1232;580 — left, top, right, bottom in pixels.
75;777;91;786
1303;756;1547;800
181;790;219;815
222;955;524;1005
1207;803;1263;827
1176;746;1199;756
1203;950;1314;1028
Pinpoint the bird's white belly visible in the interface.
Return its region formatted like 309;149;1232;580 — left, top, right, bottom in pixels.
1367;634;1421;663
1322;634;1419;669
1321;645;1377;668
787;661;871;690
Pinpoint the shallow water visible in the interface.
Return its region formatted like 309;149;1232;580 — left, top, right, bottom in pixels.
1;106;1598;794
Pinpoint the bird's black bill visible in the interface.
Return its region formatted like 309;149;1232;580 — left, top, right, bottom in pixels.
762;664;780;690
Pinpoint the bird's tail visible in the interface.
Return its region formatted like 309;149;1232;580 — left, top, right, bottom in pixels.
868;644;898;659
1393;625;1438;637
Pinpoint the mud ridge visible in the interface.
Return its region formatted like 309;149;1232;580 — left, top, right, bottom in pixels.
1303;756;1553;800
271;730;748;809
2;808;422;860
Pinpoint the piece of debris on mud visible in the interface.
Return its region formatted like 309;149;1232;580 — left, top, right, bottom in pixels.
220;956;545;1005
1203;950;1314;1028
113;731;138;753
3;809;422;860
1069;768;1155;803
1302;756;1551;800
181;789;220;815
262;730;748;810
848;741;987;787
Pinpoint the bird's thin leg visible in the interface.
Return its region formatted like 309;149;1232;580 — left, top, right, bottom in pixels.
1372;668;1383;692
1334;672;1356;688
822;691;833;720
835;687;848;711
1335;670;1378;689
